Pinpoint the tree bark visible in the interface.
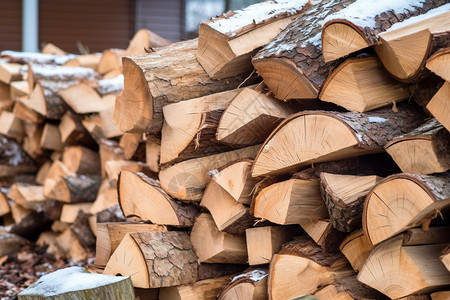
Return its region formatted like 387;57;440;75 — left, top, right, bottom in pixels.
218;268;269;300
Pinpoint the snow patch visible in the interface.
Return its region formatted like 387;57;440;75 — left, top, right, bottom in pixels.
323;0;428;30
368;116;387;123
97;74;124;94
383;3;450;32
230;269;268;283
208;0;308;35
28;64;98;80
208;169;219;177
19;267;127;297
1;50;77;65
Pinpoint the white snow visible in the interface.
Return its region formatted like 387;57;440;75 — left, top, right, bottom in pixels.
383;3;450;32
208;0;308;35
208;169;219;177
19;267;127;297
1;50;77;65
97;74;124;94
368;116;387;123
28;64;98;79
230;269;268;283
324;0;428;29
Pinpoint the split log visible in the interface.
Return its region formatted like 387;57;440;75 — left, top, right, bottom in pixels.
120;132;143;160
94;222;167;267
321;0;445;62
385;118;450;174
160;88;242;165
62;146;101;175
0;192;10;217
432;292;450;300
313;276;385;300
217;87;295;146
10;80;29;101
0;110;25;140
125;28;172;55
159;276;230;300
114;38;256;133
58;112;97;149
41;43;67;55
7;183;46;212
0;134;36;177
40;123;64;151
0;81;9;100
427;47;450;82
18;266;135;300
60;203;92;223
45;172;101;203
71;210;96;249
197;1;307;79
358;235;450;299
146;135;161;173
298;219;347;252
98;49;125;74
63;53;101;70
13;101;44;124
217;268;269;300
104;231;199;288
0;232;30;257
339;230;373;272
245;225;297;266
268;236;354;300
10;203;52;240
363;173;450;245
190;213;248;264
252;104;425;177
427;81;450;132
253;178;328;224
57;83;111;114
99;139;125;178
252;0;357;101
104;159;152;182
374;6;450;82
55;227;90;261
201;179;254;236
320;172;383;232
318;56;410;112
0;62;22;84
25;81;71;120
159;144;260;201
441;245;450;272
118;171;199;226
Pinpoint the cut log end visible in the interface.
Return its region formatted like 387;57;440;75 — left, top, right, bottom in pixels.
113;58;152;133
322;21;370;63
252;58;318;100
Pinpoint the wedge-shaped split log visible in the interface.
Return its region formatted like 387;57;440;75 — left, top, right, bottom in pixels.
217;268;268;300
253;178;328;224
298;219;347;252
114;39;254;134
190;213;247;264
246;226;297;266
358;234;450;299
320;172;383;232
18;266;134;300
427;81;450;132
118;171;199;226
427;47;450;82
159;144;260;201
268;236;354;300
94;222;167;267
217;87;295;146
363;173;450;245
374;5;450;82
313;275;384;300
159;275;231;300
197;0;307;79
339;230;373;272
252;105;425;177
104;231;199;288
319;56;410;112
161;88;243;165
321;0;446;63
385;118;450;174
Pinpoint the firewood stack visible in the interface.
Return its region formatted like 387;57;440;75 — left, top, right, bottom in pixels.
2;0;450;299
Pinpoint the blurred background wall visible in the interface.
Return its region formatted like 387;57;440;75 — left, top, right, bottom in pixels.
0;0;260;53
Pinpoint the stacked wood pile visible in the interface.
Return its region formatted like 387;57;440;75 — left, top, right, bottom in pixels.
3;0;450;299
